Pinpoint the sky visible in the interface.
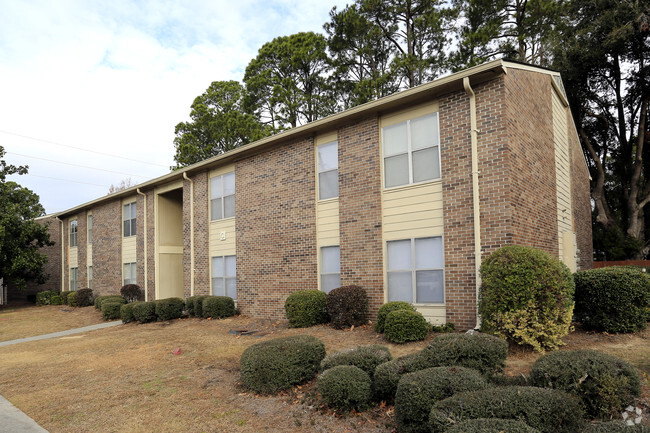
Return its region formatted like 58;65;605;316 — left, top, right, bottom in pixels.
0;0;348;214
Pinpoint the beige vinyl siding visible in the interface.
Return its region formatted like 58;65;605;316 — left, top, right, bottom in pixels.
87;244;92;266
154;181;184;299
69;245;78;268
122;196;138;264
209;164;237;257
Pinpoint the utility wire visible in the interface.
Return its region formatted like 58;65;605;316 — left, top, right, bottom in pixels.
6;151;150;178
23;173;110;188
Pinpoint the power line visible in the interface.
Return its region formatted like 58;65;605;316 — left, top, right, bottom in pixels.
23;173;110;188
0;129;168;168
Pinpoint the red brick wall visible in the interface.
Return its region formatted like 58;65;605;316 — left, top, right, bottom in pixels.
337;116;384;317
184;172;210;297
236;137;318;319
91;200;122;295
569;114;594;269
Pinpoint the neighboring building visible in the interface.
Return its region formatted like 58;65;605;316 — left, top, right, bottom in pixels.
14;60;593;329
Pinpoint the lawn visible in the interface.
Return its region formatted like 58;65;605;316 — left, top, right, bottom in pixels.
0;305;648;433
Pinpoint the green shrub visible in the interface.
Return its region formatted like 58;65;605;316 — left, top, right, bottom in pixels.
318;365;372;411
373;352;432;402
67;291;77;307
101;302;122;320
320;345;392;375
445;419;542;433
479;245;574;352
36;290;57;306
285;290;328;328
428;386;584;433
574;267;650;333
120;284;144;303
193;295;209;318
421;333;508;376
529;350;641;419
60;290;71;305
429;322;455;333
120;302;138;323
583;422;650;433
240;335;326;394
396;366;489;433
132;301;157;324
375;302;415;333
384;309;429;343
94;295;126;310
326;285;368;329
75;288;94;307
185;296;197;316
155;297;185;321
202;296;235;319
488;374;529;387
51;295;63;305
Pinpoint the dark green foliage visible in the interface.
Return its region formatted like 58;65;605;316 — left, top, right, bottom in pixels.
67;292;77;307
375;302;415;333
573;267;650;333
529;350;641;419
101;302;122;320
202;296;235;319
285;289;328;328
132;301;157;324
94;295;126;310
395;367;489;433
429;322;455;333
320;345;392;375
479;245;575;351
240;335;326;394
185;296;197;316
384;309;429;343
35;290;57;306
50;295;62;305
155;297;185;321
373;352;430;402
428;386;584;433
326;285;368;329
318;365;372;411
75;288;94;307
120;284;144;303
120;302;138;323
192;295;209;318
445;419;542;433
60;291;71;305
488;374;529;387
583;422;650;433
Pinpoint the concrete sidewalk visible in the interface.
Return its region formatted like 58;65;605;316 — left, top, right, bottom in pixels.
0;321;121;348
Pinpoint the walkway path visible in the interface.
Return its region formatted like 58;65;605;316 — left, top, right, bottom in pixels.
0;321;121;348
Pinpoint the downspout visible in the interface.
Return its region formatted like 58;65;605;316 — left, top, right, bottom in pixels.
182;173;195;296
136;189;148;301
54;216;65;292
463;77;482;329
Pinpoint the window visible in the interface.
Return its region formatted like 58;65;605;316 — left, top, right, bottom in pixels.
123;262;136;285
382;113;440;188
320;246;341;293
87;214;92;244
210;172;235;220
123;202;136;237
386;237;444;303
211;255;236;299
70;267;78;291
70;220;78;247
317;141;338;200
88;266;93;290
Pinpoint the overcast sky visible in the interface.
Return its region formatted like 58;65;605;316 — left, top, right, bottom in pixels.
0;0;347;214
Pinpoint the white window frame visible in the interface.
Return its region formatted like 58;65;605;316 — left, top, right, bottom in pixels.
70;267;78;291
320;245;341;293
382;112;441;189
123;202;136;237
87;214;92;244
317;140;338;200
211;255;236;299
210;172;235;221
88;265;93;290
123;262;137;285
70;220;78;247
386;236;445;304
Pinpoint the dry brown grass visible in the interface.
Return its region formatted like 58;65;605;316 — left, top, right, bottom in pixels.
0;306;648;433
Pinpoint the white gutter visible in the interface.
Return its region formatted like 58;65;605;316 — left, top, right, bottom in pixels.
463;77;482;329
54;216;65;292
182;173;195;296
136;188;148;301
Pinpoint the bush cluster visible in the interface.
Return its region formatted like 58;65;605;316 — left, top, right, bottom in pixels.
428;386;584;433
132;301;157;324
60;290;71;305
326;285;368;329
445;419;541;433
75;288;94;307
317;365;372;411
67;292;77;307
120;284;144;303
155;298;185;321
94;295;126;310
202;296;236;319
583;422;650;433
285;289;328;328
529;350;641;419
574;267;650;333
101;302;122;320
191;295;210;318
240;335;326;394
35;290;58;306
320;345;392;376
375;301;415;333
395;366;489;433
120;302;138;323
51;295;63;305
479;245;574;352
384;309;429;343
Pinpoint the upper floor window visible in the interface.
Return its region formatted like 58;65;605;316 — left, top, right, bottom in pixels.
70;220;78;247
210;172;235;221
382;113;440;188
317;141;338;200
123;202;136;237
320;246;341;293
87;214;93;244
211;255;236;299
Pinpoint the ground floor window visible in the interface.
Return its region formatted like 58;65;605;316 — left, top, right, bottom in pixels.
320;245;340;293
386;237;444;303
211;255;236;300
123;262;136;285
70;267;78;291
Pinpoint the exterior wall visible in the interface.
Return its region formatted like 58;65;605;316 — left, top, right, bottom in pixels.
184;172;210;297
92;199;122;295
145;188;156;300
236;137;318;319
208;165;237;296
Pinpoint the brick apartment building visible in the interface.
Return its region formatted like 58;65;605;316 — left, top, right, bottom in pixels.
12;60;593;329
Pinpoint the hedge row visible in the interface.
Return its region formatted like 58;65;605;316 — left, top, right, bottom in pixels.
283;285;368;330
185;295;235;319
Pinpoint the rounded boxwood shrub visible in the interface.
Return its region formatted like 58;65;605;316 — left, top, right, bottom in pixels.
421;333;508;376
320;344;392;375
373;352;433;402
285;289;328;328
396;366;489;433
101;301;122;320
36;290;57;306
75;288;94;307
120;284;144;303
185;296;197;316
95;295;126;310
529;350;641;419
120;302;138;323
479;245;575;352
60;290;71;305
192;295;209;318
384;309;429;343
67;291;77;307
326;285;368;329
202;296;235;319
428;386;584;433
583;422;650;433
445;419;541;433
318;365;372;411
240;335;326;394
155;297;185;321
375;301;416;333
132;301;157;324
51;295;63;305
574;267;650;333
